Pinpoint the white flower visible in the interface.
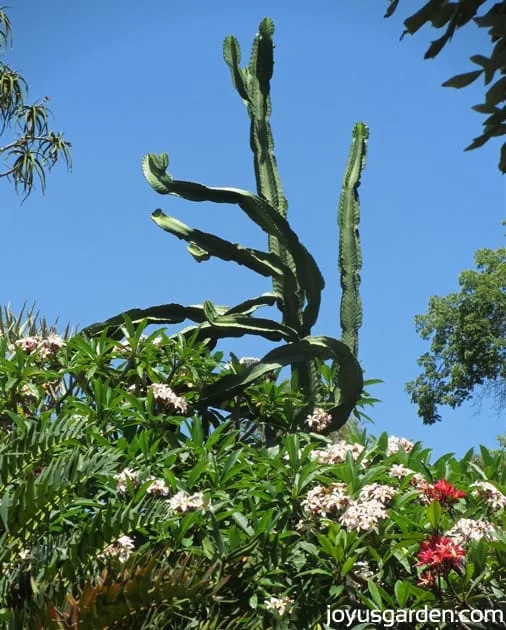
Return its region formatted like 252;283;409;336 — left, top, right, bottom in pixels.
359;483;397;504
100;535;135;563
301;483;349;518
386;435;414;456
410;473;429;491
114;468;139;493
352;560;374;581
15;336;41;353
310;440;366;465
18;549;30;561
470;481;506;509
388;464;415;479
146;477;170;496
446;518;498;545
265;595;294;617
169;490;206;513
305;408;332;432
238;357;261;367
339;499;388;533
149;383;187;414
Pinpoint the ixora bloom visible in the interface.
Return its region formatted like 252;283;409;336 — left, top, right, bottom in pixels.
148;383;187;414
416;534;465;586
305;407;332;432
446;518;498;545
264;595;294;617
470;481;506;509
421;479;466;506
99;535;135;563
301;483;350;518
168;490;206;513
310;440;366;465
386;435;414;456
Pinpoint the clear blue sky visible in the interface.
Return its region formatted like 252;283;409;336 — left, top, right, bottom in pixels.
2;1;504;459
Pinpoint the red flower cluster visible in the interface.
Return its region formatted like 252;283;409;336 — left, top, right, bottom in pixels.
423;479;466;506
417;533;465;588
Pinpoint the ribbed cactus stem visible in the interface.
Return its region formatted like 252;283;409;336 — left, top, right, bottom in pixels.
338;122;368;358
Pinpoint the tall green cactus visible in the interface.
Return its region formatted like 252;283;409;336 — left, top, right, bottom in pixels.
84;18;367;436
338;122;368;358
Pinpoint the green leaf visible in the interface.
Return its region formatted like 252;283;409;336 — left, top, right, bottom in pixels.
367;581;383;609
232;511;254;536
426;500;441;529
442;70;483;89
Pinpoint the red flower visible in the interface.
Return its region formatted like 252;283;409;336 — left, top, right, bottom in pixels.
416;533;465;585
423;479;466;506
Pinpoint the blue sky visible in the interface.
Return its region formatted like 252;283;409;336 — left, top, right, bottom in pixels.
2;1;504;459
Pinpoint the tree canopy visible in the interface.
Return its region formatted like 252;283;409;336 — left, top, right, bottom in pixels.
0;8;71;198
406;244;506;424
386;1;506;173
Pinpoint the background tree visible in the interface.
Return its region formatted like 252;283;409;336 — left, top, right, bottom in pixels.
0;8;71;199
385;1;506;173
406;243;506;424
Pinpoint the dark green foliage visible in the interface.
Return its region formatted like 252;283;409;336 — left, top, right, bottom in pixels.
406;246;506;424
385;1;506;173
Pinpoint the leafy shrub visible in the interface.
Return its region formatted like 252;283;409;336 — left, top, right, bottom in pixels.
0;326;505;629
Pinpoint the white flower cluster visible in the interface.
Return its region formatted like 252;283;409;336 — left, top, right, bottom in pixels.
238;356;261;367
446;518;498;545
339;498;388;533
114;468;170;496
386;435;414;456
351;560;374;581
305;408;332;432
301;483;349;517
470;481;506;509
114;468;139;493
168;490;206;513
99;535;135;563
388;464;415;479
359;482;397;504
145;476;170;496
13;333;65;359
264;595;294;617
302;482;393;533
310;440;366;465
148;383;187;414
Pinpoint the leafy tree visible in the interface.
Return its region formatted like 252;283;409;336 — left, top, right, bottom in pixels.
0;8;71;198
385;1;506;173
406;245;506;424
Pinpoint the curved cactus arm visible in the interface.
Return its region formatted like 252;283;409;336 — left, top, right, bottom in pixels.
202;300;299;342
82;303;223;338
81;294;296;345
224;292;278;315
338;122;368;359
151;209;298;298
200;335;363;431
142;153;324;337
